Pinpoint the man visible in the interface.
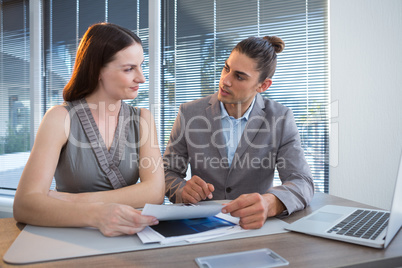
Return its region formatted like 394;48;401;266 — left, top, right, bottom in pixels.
164;36;314;229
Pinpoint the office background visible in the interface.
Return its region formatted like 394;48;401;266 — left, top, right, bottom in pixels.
0;0;401;218
0;0;329;216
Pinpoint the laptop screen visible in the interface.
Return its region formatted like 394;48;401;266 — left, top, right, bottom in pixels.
384;152;402;247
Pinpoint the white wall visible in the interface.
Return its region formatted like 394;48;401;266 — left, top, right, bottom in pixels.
329;0;402;209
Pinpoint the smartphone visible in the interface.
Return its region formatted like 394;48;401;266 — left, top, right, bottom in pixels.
195;248;289;268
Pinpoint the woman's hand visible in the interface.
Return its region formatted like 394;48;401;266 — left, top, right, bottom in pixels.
94;203;159;237
48;191;160;236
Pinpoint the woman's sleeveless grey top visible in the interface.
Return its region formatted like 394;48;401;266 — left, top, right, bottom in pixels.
54;99;141;192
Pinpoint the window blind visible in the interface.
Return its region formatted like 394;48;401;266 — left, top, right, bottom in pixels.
44;0;150;111
0;0;150;192
0;0;30;193
161;0;329;192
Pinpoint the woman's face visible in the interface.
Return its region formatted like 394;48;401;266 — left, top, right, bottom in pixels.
218;50;270;115
97;43;145;101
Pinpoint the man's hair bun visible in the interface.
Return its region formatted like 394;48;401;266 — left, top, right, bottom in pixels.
263;36;285;53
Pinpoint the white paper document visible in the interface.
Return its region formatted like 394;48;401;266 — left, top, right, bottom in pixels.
141;201;224;221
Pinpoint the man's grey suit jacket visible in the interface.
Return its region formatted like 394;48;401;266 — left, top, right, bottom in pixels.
164;93;314;215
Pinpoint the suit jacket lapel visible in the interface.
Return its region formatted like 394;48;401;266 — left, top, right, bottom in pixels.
205;93;227;160
233;94;266;163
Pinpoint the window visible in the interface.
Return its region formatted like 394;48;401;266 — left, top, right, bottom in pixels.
44;0;150;111
161;0;329;192
0;0;150;194
0;0;30;194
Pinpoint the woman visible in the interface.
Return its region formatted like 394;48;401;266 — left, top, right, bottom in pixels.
13;23;165;237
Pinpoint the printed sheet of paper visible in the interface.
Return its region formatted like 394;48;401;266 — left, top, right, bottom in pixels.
141;201;224;221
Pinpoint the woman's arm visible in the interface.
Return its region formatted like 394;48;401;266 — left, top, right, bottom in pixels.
49;108;165;207
13;106;158;236
13;105;75;225
136;108;165;204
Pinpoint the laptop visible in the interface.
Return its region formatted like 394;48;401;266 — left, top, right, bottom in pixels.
286;153;402;248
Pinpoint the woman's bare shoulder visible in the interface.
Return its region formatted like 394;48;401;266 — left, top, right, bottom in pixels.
139;107;153;120
44;104;69;119
38;105;70;139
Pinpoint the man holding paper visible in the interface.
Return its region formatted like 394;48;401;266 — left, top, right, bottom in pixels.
163;36;314;229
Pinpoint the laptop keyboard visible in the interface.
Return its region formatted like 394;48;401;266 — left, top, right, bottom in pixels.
327;209;390;240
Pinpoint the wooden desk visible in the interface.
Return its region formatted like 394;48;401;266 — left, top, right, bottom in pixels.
1;193;401;267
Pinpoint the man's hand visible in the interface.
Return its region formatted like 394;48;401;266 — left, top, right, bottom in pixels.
222;193;285;229
181;175;215;204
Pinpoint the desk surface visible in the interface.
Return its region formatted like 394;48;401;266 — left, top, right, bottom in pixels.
1;193;401;268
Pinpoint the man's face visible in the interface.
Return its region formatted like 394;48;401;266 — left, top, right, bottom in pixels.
218;50;265;116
